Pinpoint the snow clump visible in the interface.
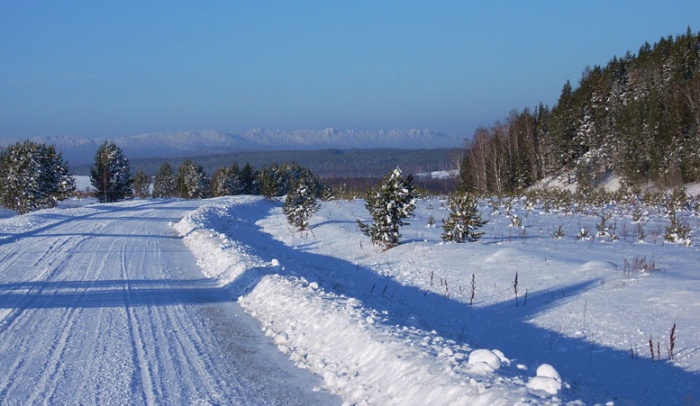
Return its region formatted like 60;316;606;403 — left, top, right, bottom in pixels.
527;363;562;395
468;349;502;373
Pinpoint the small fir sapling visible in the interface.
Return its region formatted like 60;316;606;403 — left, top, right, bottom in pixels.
283;175;320;231
577;227;592;240
664;209;692;246
357;167;416;249
552;225;565;239
441;193;486;243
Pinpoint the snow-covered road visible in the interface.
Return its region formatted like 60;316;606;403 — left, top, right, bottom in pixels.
0;200;337;405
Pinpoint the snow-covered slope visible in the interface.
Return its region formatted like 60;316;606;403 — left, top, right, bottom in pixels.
1;128;460;166
176;195;700;405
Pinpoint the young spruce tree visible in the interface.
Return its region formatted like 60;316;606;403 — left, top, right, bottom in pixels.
176;160;210;199
442;193;486;243
283;174;320;231
152;163;177;198
90;141;132;203
132;169;151;198
357;167;416;249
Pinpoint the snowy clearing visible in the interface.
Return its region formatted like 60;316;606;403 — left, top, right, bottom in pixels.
177;195;700;405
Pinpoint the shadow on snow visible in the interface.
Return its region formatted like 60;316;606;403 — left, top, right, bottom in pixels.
213;200;700;405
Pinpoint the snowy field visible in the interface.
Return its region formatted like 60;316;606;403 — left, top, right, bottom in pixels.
177;195;700;405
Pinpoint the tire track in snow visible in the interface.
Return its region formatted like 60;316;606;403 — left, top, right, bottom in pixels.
0;235;90;401
27;234;110;404
0;236;79;330
121;242;158;406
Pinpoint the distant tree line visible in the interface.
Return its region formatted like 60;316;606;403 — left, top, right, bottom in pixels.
0;138;332;214
459;27;700;194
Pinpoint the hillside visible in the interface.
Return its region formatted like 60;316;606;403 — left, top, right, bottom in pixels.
459;28;700;194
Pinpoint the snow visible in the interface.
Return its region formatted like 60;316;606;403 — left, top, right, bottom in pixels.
527;365;563;395
0;200;338;405
176;195;700;405
2;192;700;404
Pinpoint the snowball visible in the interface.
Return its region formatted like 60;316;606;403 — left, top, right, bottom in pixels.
527;364;562;395
468;349;501;370
536;364;561;382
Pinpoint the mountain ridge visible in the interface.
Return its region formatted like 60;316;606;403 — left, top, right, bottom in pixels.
1;128;461;166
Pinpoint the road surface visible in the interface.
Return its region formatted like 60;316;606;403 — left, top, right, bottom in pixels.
0;200;337;405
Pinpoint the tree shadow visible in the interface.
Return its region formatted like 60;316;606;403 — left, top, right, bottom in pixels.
211;201;700;405
0;200;201;244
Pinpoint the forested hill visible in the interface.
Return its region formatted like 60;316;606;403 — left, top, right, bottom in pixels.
460;27;700;194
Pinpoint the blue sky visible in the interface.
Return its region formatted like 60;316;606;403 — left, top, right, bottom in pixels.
1;1;698;140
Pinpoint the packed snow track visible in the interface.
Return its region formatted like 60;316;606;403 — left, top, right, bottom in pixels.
0;200;337;405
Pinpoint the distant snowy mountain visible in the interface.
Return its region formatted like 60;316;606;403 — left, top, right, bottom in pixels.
0;129;461;166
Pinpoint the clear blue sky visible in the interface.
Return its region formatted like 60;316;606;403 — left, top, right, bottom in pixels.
1;1;698;140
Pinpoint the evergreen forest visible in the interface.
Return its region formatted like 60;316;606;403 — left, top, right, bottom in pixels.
459;28;700;194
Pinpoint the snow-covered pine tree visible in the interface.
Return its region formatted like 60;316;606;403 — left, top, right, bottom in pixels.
152;163;177;198
441;193;486;243
0;140;75;214
283;174;320;231
259;163;288;199
211;166;234;197
90;141;132;203
357;167;416;249
176;160;210;199
228;163;244;195
132;169;151;198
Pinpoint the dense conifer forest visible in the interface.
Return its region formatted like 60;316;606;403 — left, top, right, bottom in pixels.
459;28;700;194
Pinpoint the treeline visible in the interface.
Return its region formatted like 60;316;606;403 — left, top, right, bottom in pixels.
460;27;700;194
74;148;459;180
145;160;326;200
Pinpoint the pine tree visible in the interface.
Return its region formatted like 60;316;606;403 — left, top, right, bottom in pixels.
0;140;75;214
283;175;320;231
211;166;236;197
357;167;416;249
239;162;257;194
259;163;287;199
152;163;177;198
132;169;151;198
90;141;132;203
176;160;210;199
441;193;486;243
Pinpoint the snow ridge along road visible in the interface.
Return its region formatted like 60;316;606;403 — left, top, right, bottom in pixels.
0;200;338;405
